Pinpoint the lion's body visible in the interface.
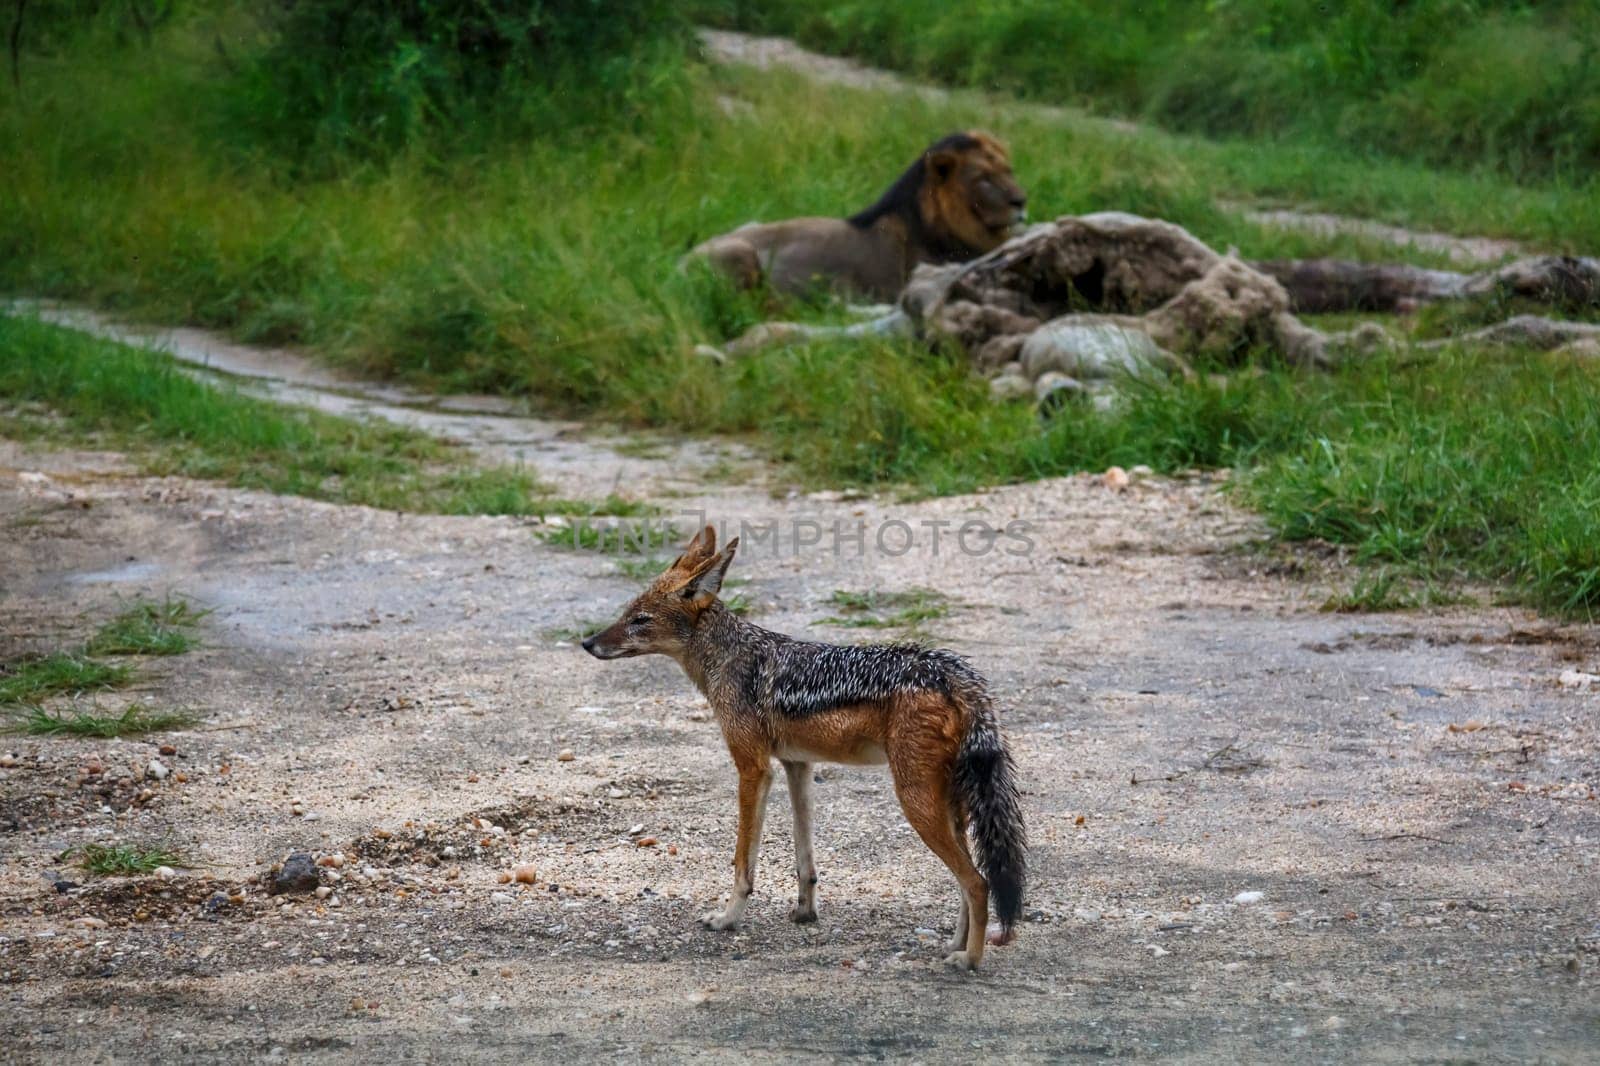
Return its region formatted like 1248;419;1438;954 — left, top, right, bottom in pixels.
688;131;1026;303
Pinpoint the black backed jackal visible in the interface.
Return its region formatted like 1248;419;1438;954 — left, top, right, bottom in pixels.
582;526;1026;970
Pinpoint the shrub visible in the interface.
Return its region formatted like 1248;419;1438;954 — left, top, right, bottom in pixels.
231;0;689;162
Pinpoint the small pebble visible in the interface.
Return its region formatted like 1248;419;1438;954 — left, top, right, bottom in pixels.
154;866;178;880
146;760;169;781
557;750;575;762
315;886;333;899
513;864;538;885
72;916;108;929
1233;891;1264;905
496;871;512;885
636;837;658;848
490;892;514;904
158;744;177;757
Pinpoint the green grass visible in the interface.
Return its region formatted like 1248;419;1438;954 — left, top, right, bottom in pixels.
0;314;567;515
536;519;686;554
0;655;133;705
610;557;675;581
75;842;192;877
722;591;756;617
700;0;1600;184
816;587;951;629
1320;570;1475;614
6;702;199;738
85;597;209;657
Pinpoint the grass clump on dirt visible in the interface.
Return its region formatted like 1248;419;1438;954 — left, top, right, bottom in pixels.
86;597;209;657
74;842;192;878
0;655;133;706
817;588;951;630
536;519;686;555
6;702;199;738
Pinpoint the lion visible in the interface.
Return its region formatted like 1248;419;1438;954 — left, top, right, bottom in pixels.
687;131;1027;303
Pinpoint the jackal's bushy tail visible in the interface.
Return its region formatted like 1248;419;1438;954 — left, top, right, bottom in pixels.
953;699;1026;934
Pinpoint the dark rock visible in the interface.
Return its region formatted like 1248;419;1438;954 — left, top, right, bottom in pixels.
268;852;321;896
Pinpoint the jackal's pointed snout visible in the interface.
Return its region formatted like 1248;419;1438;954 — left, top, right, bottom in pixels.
580;634;598;656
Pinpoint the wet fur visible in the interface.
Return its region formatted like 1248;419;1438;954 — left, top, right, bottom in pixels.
583;526;1027;969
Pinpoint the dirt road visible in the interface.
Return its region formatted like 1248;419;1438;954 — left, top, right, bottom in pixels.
2;313;1596;1061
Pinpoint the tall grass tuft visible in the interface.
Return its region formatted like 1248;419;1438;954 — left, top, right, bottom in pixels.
6;703;199;738
86;597;210;657
0;655;134;706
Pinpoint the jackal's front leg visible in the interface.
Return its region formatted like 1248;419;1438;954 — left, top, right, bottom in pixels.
701;762;772;932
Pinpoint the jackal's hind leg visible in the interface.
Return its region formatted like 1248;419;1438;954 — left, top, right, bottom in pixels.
701;763;772;932
782;760;818;923
890;743;989;970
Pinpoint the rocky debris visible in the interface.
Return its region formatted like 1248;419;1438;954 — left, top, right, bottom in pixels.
267;852;321;896
902;214;1392;377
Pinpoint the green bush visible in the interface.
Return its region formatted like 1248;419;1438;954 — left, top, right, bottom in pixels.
230;0;689;162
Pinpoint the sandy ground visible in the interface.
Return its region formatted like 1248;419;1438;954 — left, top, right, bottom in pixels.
2;309;1598;1062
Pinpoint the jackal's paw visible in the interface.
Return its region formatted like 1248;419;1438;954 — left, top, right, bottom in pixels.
699;910;740;932
942;950;978;972
789;904;818;924
946;935;967;954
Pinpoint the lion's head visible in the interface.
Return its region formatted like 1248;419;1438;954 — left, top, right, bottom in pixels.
920;131;1027;253
849;131;1027;262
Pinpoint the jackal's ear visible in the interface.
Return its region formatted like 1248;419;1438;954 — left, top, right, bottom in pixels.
672;524;718;572
683;537;739;606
